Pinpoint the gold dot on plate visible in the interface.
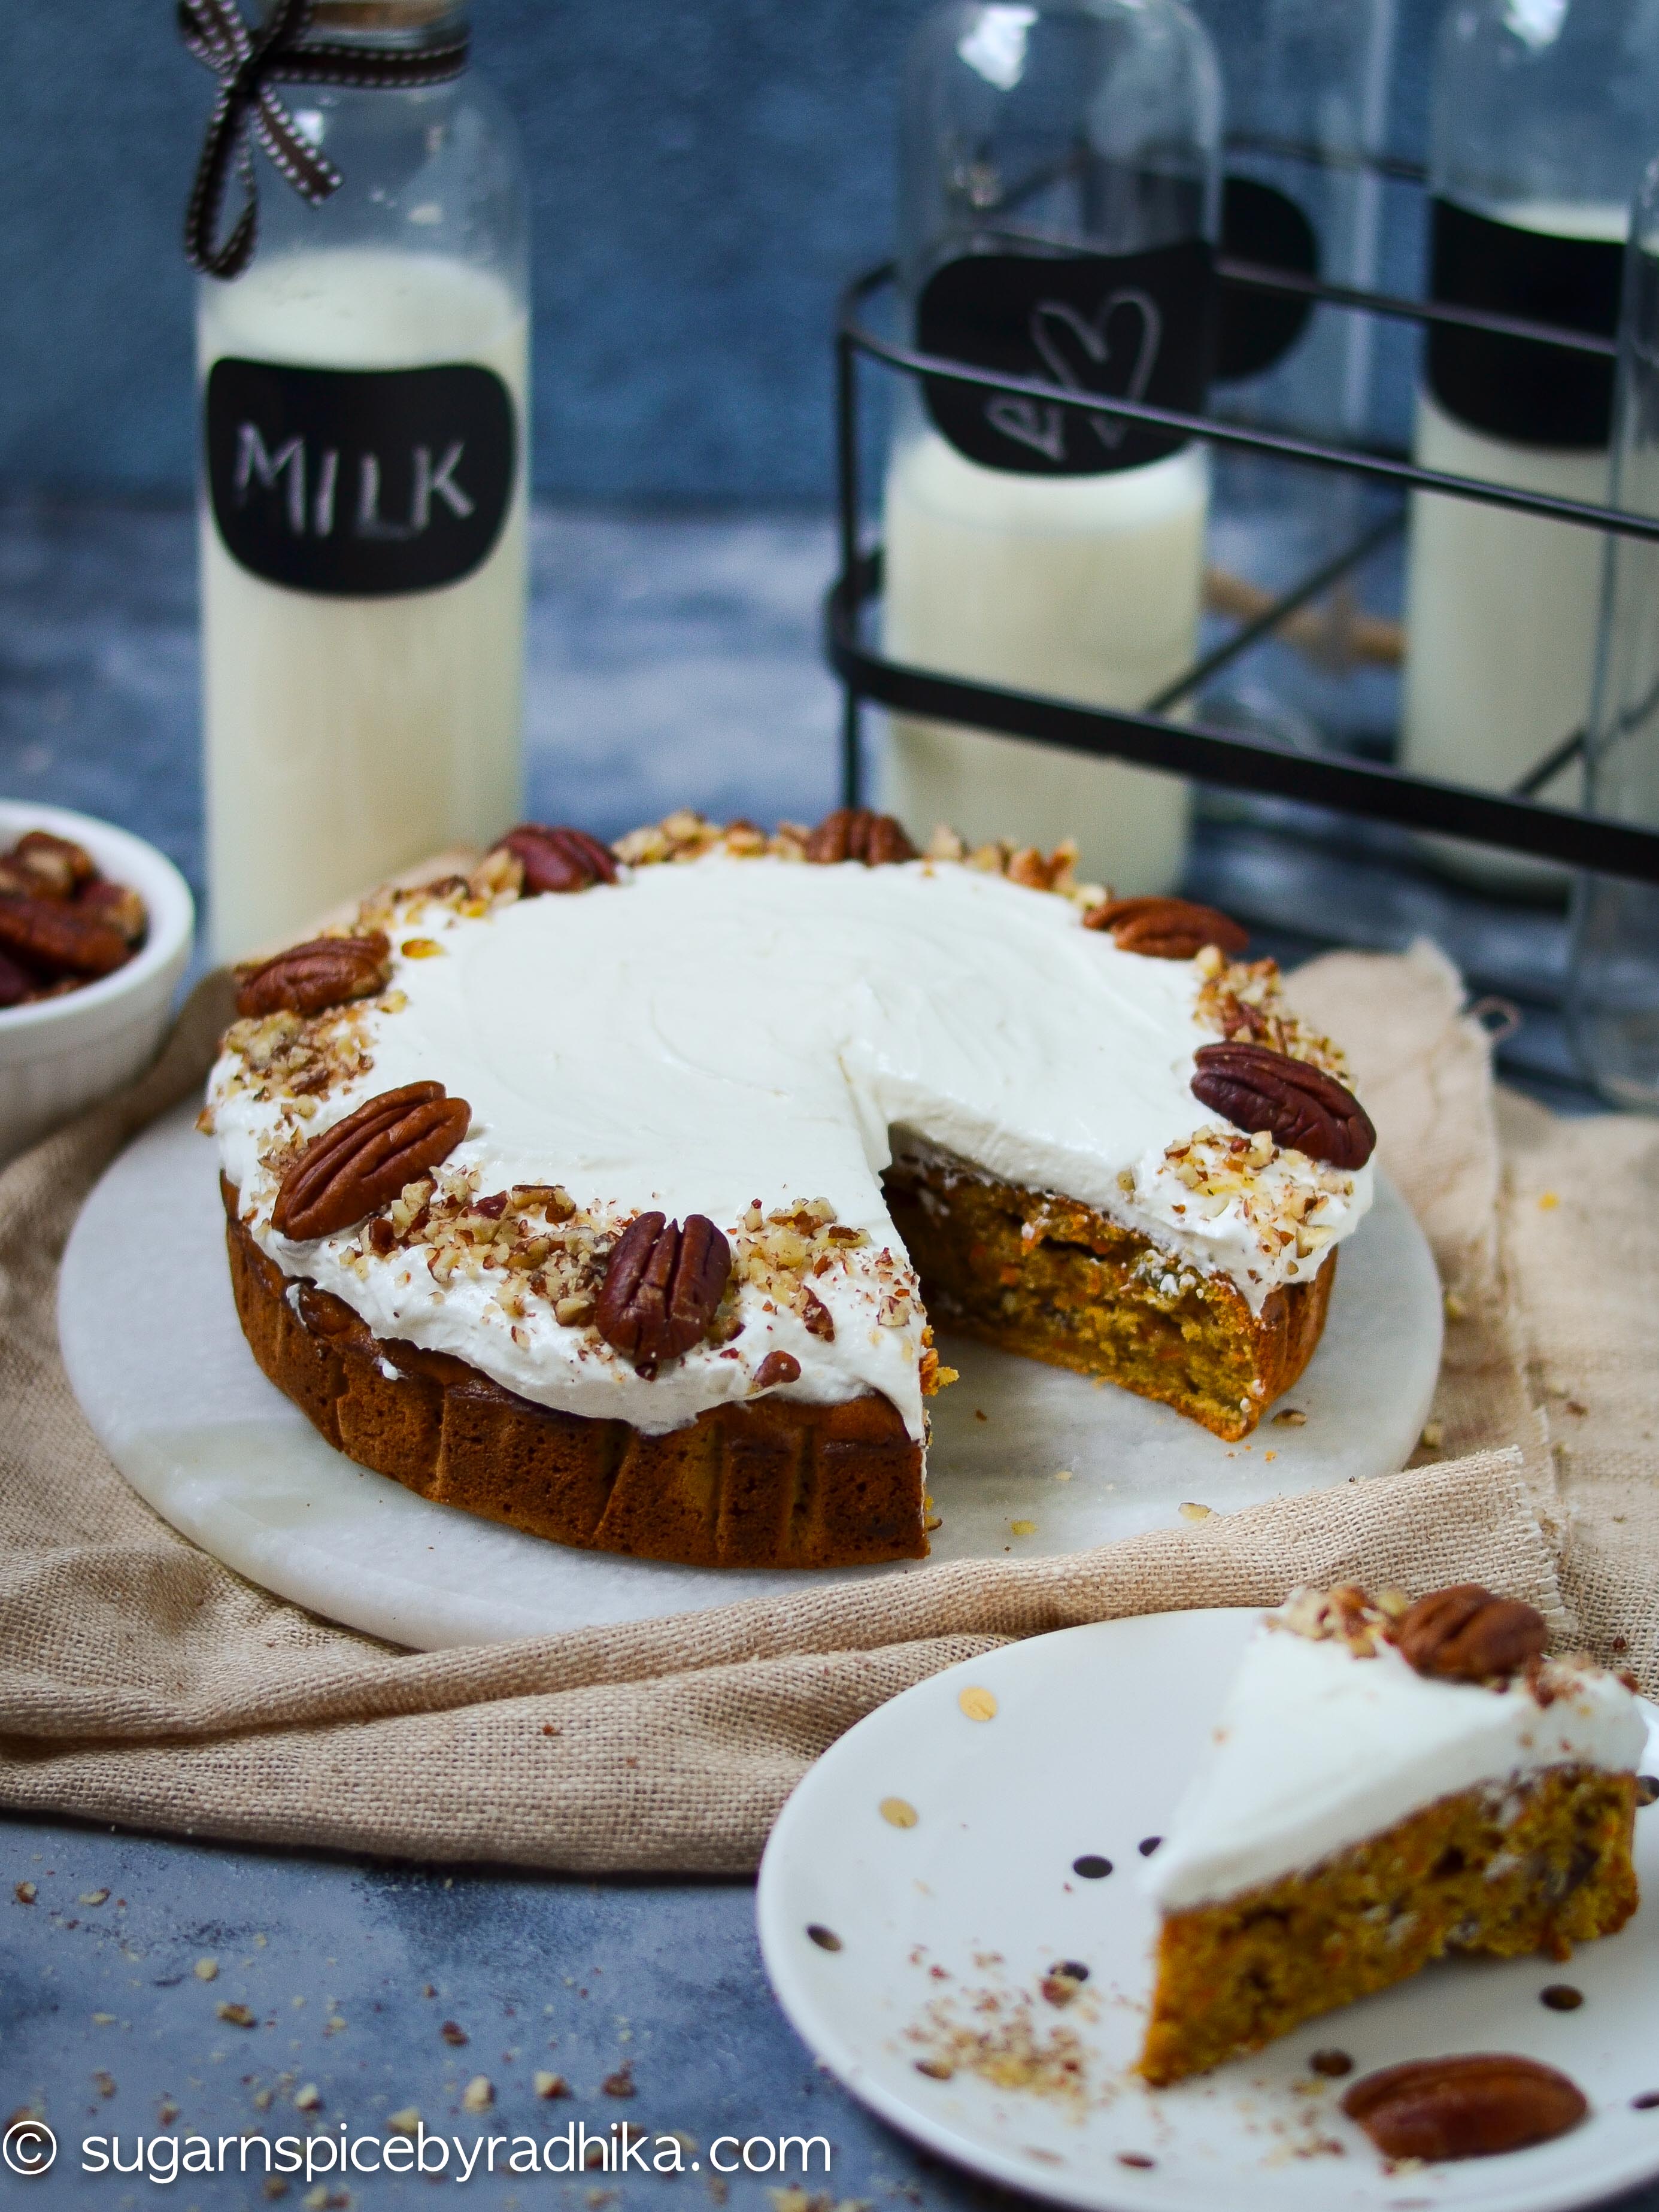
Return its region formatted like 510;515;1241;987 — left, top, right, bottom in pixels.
1009;1519;1036;1537
957;1686;998;1722
879;1797;918;1829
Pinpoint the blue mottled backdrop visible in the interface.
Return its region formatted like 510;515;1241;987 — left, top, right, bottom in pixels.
0;0;1441;502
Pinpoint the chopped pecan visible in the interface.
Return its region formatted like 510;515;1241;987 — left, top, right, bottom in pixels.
1084;895;1248;960
78;878;149;946
804;808;917;866
235;933;392;1019
0;951;31;1008
1394;1584;1547;1682
595;1211;732;1373
272;1081;471;1242
801;1286;836;1340
1190;1041;1375;1169
1342;2054;1586;2161
753;1349;802;1389
496;822;618;894
0;893;129;980
10;830;97;900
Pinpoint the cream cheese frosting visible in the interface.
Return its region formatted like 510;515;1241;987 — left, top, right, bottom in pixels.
1145;1603;1647;1913
207;839;1373;1440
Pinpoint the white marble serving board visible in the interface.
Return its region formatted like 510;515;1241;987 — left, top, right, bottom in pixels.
59;1103;1442;1650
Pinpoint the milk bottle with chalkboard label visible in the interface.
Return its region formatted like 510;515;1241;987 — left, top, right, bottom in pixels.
879;0;1221;895
193;0;527;958
1400;0;1659;896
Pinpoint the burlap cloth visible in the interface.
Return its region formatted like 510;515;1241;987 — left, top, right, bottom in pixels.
0;942;1652;1874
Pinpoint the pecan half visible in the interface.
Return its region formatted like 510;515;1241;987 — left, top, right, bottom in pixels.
1342;2055;1586;2161
496;822;618;894
1084;895;1249;960
804;808;917;866
78;879;148;946
272;1082;471;1242
0;893;130;980
1394;1584;1547;1682
235;933;392;1019
1190;1041;1376;1169
596;1211;732;1373
10;830;97;901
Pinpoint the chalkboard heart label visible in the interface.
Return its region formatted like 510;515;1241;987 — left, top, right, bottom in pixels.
916;241;1213;475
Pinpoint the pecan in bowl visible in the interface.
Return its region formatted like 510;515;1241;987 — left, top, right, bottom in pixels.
0;826;150;1008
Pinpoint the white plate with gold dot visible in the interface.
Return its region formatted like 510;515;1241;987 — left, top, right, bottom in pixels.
756;1609;1659;2212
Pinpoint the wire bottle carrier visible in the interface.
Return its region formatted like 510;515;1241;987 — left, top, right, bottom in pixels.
826;213;1659;888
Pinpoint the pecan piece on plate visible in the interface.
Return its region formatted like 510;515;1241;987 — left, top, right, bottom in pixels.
10;830;98;901
1342;2054;1586;2161
272;1081;471;1241
0;893;130;981
1394;1584;1547;1682
804;807;917;866
235;933;393;1019
495;822;618;894
1083;894;1248;960
1190;1040;1376;1169
596;1211;732;1374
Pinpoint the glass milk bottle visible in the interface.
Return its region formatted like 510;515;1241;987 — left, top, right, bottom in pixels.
1199;0;1395;748
1399;0;1659;896
1568;152;1659;1110
878;0;1221;895
198;0;527;960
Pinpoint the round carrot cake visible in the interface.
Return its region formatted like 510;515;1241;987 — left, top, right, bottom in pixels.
204;807;1377;1570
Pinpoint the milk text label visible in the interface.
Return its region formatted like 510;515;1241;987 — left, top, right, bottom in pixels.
205;359;515;596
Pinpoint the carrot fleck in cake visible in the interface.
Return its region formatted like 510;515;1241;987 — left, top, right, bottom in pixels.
203;807;1377;1570
1139;1583;1645;2086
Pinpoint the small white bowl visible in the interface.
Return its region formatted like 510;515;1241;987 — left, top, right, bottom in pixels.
0;801;195;1167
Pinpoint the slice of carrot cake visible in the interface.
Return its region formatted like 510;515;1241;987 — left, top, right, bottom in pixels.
1139;1583;1645;2086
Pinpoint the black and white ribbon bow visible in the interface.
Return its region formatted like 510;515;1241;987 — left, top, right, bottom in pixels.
179;0;470;280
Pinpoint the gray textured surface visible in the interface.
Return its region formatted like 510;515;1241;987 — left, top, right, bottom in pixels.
0;0;1443;500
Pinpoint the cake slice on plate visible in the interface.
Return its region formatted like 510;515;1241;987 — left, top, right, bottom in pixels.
1138;1583;1646;2086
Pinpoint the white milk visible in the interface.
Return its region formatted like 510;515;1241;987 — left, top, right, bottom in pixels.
878;426;1207;894
199;248;528;960
1400;202;1624;896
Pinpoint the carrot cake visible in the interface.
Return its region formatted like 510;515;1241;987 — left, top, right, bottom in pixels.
1139;1582;1646;2086
204;808;1377;1569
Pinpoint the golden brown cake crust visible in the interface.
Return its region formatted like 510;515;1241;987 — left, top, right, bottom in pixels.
884;1157;1335;1440
1139;1765;1640;2085
223;1182;927;1570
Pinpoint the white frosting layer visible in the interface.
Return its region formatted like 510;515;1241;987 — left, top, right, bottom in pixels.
209;852;1373;1439
1145;1611;1646;1911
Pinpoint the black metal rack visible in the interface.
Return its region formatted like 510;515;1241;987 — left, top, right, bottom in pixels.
827;253;1659;886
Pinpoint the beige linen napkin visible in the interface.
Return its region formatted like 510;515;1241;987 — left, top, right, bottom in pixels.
0;943;1649;1874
